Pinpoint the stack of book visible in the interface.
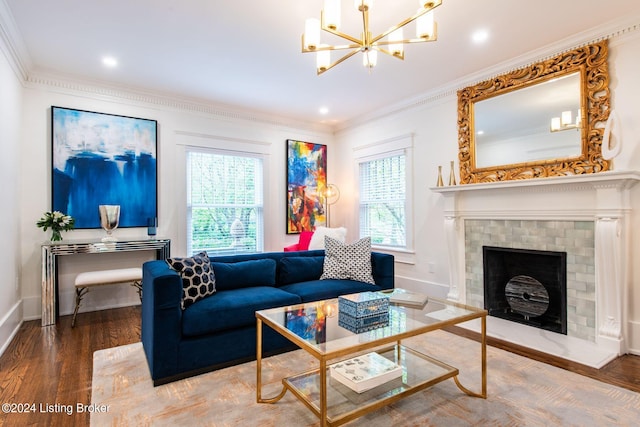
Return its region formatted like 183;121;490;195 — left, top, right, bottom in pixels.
330;352;402;393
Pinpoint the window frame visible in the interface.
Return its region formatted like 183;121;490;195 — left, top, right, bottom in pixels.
185;146;265;256
354;135;414;253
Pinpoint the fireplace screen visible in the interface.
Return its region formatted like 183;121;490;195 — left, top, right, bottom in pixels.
483;246;567;334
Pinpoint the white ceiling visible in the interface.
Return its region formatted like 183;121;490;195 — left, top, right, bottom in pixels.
4;0;640;128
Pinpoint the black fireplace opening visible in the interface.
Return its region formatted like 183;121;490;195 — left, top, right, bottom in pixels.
483;246;567;335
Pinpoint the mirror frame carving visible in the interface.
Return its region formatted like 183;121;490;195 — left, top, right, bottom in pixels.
457;40;610;184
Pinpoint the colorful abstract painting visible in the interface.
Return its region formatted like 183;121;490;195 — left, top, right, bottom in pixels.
286;139;327;234
51;106;157;229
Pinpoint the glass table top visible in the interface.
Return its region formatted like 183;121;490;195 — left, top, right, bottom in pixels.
256;293;486;357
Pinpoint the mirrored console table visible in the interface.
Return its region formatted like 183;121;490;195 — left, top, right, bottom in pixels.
41;238;171;326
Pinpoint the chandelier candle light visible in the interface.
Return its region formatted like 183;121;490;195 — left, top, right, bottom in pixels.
303;0;442;75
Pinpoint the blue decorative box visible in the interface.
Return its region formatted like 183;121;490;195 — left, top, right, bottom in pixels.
338;292;389;318
338;311;389;334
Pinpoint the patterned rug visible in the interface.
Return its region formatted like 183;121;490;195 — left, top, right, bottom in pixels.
91;330;640;426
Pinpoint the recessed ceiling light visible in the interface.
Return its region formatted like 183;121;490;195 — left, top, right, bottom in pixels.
472;30;489;44
102;56;118;68
319;107;329;115
477;130;484;135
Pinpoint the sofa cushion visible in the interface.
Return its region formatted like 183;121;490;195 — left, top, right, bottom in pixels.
166;252;216;309
212;258;277;291
181;287;301;337
320;236;375;285
280;279;380;303
278;256;324;285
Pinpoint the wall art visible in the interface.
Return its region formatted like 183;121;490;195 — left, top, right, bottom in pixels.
51;106;157;229
286;139;327;234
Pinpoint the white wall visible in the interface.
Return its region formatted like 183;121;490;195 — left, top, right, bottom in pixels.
0;33;23;354
18;85;333;320
334;31;640;353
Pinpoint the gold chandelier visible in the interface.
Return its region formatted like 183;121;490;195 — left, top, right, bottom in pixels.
302;0;442;75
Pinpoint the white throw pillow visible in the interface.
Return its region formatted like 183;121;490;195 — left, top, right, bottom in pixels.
308;226;347;250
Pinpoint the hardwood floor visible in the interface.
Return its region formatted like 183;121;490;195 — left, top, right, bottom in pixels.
0;307;638;426
0;307;141;426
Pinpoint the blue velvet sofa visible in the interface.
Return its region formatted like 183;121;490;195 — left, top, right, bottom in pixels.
141;249;394;385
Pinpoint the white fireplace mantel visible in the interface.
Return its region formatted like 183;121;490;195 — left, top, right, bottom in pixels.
431;170;640;367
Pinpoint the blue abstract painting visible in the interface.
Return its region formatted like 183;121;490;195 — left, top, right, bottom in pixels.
51;106;157;229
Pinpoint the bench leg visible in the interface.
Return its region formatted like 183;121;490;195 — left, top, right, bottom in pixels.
131;280;143;302
72;287;89;328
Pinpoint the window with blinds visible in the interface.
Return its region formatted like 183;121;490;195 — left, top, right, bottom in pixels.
187;150;264;256
359;152;406;248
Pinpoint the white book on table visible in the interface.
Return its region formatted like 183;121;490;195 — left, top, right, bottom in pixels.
329;352;402;393
387;288;429;308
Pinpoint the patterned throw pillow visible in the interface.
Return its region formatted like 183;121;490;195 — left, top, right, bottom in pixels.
167;252;216;309
320;236;375;285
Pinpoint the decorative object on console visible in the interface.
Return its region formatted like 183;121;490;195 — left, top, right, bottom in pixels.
286;139;327;234
36;210;75;242
308;226;347;250
99;205;120;242
51;106;157;228
329;352;402;393
321;236;375;284
302;0;442;75
147;217;157;237
167;251;217;309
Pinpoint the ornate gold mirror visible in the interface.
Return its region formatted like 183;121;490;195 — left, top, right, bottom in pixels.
457;41;610;183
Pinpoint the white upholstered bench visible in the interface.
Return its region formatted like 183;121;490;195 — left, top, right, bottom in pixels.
72;267;143;327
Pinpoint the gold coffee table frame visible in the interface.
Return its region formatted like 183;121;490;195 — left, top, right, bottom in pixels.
256;296;487;427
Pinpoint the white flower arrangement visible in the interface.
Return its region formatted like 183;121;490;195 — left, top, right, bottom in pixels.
37;211;75;241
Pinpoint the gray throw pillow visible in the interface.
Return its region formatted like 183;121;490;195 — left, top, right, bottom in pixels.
320;236;375;285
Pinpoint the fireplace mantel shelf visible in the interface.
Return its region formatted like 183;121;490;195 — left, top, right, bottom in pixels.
431;170;640;194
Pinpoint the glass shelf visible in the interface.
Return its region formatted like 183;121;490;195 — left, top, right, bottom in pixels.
283;345;458;426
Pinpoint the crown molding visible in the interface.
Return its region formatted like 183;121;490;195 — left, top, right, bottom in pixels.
0;0;31;81
336;13;640;134
25;70;333;135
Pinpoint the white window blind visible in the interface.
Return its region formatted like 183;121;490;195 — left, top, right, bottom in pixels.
359;152;406;248
187;149;264;256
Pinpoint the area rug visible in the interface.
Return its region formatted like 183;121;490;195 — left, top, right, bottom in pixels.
91;330;640;426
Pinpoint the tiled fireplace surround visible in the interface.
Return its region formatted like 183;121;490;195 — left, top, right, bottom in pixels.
433;171;640;368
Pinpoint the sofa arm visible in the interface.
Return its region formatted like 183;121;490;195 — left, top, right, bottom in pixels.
371;252;395;290
141;260;183;383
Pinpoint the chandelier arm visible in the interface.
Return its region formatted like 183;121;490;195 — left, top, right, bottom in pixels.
317;49;361;75
377;46;405;61
370;4;441;45
302;41;363;53
320;27;364;46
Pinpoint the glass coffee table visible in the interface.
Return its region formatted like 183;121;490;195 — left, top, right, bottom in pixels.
256;294;487;427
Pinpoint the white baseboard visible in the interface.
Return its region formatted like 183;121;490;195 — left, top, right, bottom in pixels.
22;285;142;322
0;300;23;358
627;320;640;356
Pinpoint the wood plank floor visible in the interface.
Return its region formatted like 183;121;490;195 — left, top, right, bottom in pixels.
1;307;639;426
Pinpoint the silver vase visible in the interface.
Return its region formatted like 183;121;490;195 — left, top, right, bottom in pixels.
99;205;120;242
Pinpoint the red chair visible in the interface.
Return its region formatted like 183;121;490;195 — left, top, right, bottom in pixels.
284;231;314;252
